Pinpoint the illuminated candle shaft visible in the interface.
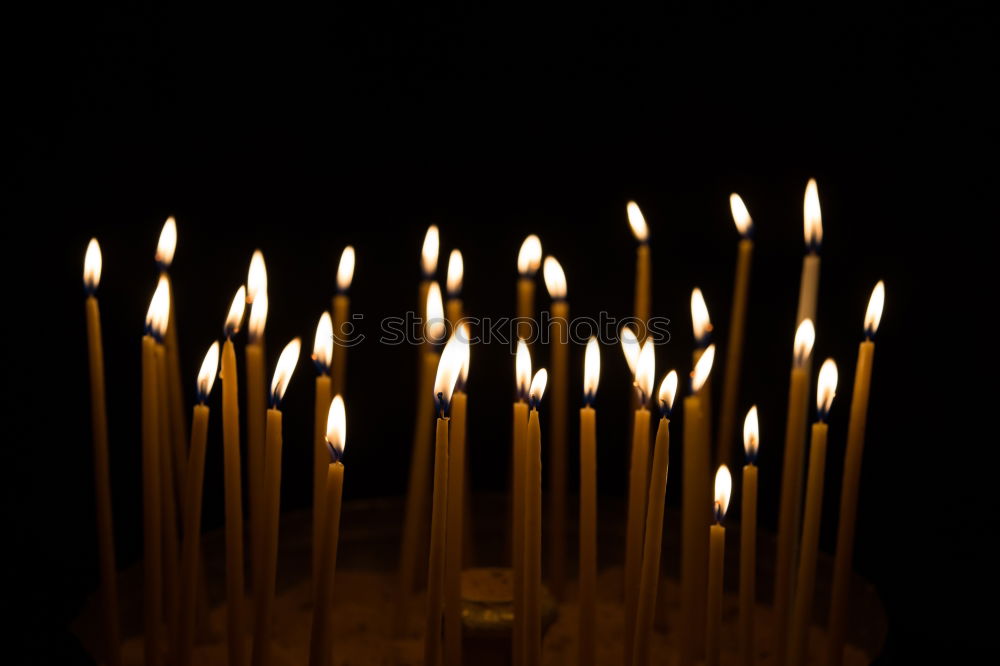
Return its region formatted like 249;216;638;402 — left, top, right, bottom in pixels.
680;395;709;665
578;406;597;666
445;391;467;666
525;408;543;666
332;293;349;396
517;277;535;341
86;296;122;666
634;243;650;341
141;335;163;666
155;345;180;651
706;523;725;666
797;253;820;329
424;417;450;666
624;407;651;666
512;400;529;666
308;462;344;666
632;416;671;666
164;276;188;507
446;297;463;330
825;341;875;666
788;422;828;666
252;408;284;666
739;464;758;666
694;347;713;464
178;404;210;666
220;338;246;666
549;301;569;599
246;341;266;591
717;238;753;467
313;374;332;590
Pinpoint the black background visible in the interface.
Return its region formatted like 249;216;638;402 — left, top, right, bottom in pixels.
5;4;991;664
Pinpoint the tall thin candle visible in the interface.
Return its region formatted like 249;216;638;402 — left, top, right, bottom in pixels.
512;340;532;666
516;235;542;342
524;369;548;666
627;202;651;341
691;287;715;458
739;407;760;666
706;466;732;666
578;338;601;666
312;313;333;590
446;248;464;328
246;251;268;591
543;256;569;599
155;339;180;652
332;245;354;397
444;327;471;666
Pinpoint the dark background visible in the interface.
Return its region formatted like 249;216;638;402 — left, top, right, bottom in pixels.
5;4;991;664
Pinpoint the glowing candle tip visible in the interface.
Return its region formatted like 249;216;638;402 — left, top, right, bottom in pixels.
518;235;543;276
270;337;302;406
864;280;885;339
543;256;567;300
326;395;347;462
714;465;732;522
583;337;600;405
197;341;221;402
84;238;102;293
743;405;759;463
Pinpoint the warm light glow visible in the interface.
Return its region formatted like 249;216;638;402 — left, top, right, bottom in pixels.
516;339;532;400
691;343;716;393
447;249;464;295
145;275;171;339
691;287;713;344
529;368;548;404
326;395;347;461
517;235;542;275
84;238;102;292
793;319;816;368
730;193;753;237
425;281;446;344
312;311;333;372
634;339;655;404
457;323;471;388
714;465;732;520
224;286;247;337
743;406;759;461
197;341;220;401
583;337;600;403
621;325;640;376
626;201;649;242
543;256;567;300
156;216;177;266
817;358;839;418
248;291;268;344
864;280;885;338
803;178;823;249
658;370;678;414
434;332;467;412
421;225;440;276
270;337;302;405
247;250;267;303
337;246;355;292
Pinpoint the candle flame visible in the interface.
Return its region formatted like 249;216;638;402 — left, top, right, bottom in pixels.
793;319;816;368
621;325;640;376
312;311;333;372
744;406;759;462
457;323;471;388
155;216;177;266
224;286;247;337
421;225;440;276
543;256;567;300
529;368;548;404
337;246;356;292
447;249;464;296
730;193;753;237
583;337;600;403
817;358;838;419
434;332;467;413
425;282;446;344
714;465;732;521
626;201;649;242
634;339;655;405
84;238;102;292
270;337;302;405
691;287;713;345
864;280;885;339
326;395;347;462
516;339;532;400
658;370;678;415
197;341;220;402
247;250;267;303
145;275;171;340
517;235;542;276
803;179;823;250
248;291;268;344
691;343;716;393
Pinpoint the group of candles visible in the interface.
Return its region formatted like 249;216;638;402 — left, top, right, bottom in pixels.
82;178;884;666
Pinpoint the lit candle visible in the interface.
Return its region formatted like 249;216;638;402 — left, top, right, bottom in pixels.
706;465;732;666
83;240;122;666
680;344;716;666
419;225;440;333
632;371;678;666
308;395;347;666
788;359;839;666
516;235;542;342
446;248;464;328
178;342;219;666
543;255;569;599
425;333;465;666
691;287;715;459
252;338;302;666
624;339;655;666
332;245;354;396
627;201;651;341
445;326;471;666
825;281;885;666
512;340;532;666
142;277;170;666
578;338;600;666
396;280;446;634
797;179;823;328
718;195;754;471
246;251;268;593
524;368;548;666
312;312;333;591
154;320;180;652
774;319;816;663
739;406;759;666
220;286;247;666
